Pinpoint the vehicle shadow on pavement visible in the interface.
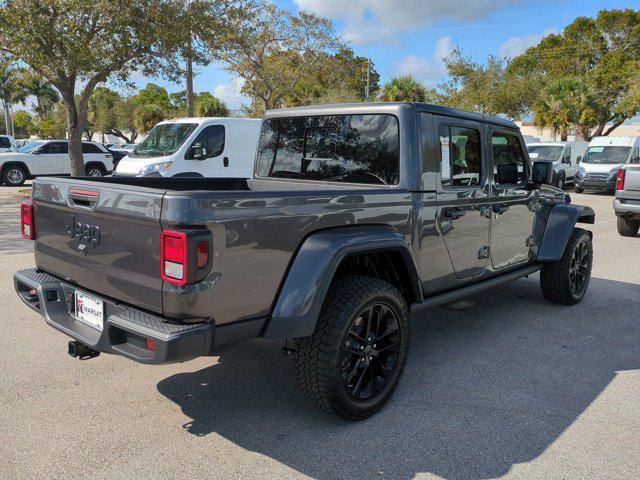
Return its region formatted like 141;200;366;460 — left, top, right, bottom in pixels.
157;275;640;480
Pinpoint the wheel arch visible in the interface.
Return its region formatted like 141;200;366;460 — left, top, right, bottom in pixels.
84;161;107;173
537;204;595;262
0;161;31;178
262;225;422;339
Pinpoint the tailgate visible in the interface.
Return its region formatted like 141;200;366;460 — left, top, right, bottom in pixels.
624;165;640;193
32;178;165;314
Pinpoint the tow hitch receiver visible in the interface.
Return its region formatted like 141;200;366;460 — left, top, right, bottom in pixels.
68;340;100;360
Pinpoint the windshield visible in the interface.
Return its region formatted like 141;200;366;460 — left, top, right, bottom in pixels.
527;145;563;162
130;123;197;158
582;146;631;165
18;141;44;153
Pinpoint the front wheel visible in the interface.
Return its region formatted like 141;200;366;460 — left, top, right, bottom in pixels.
617;216;640;237
2;165;27;186
294;276;410;420
540;228;593;305
574;186;584;193
556;173;566;190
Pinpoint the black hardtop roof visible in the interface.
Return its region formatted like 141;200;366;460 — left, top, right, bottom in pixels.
264;102;517;129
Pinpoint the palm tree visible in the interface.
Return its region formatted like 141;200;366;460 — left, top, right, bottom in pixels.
0;57;26;136
532;77;597;141
15;74;60;138
379;76;430;102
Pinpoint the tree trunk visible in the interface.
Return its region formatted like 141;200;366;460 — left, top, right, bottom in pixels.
61;90;86;176
3;99;12;137
186;39;194;117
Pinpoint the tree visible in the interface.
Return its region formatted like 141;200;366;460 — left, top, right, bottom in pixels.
532;77;599;141
12;109;33;138
437;49;536;118
219;4;342;115
16;74;60;138
379;76;431;102
508;8;640;138
194;92;228;116
0;56;25;136
0;0;185;175
134;104;166;133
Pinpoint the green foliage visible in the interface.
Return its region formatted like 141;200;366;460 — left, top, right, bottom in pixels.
508;8;640;138
12;109;34;138
134;104;166;133
379;76;432;103
194;92;228;117
220;4;342;114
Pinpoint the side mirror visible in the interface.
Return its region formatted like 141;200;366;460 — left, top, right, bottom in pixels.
576;155;582;164
189;142;206;160
532;160;554;185
496;163;518;184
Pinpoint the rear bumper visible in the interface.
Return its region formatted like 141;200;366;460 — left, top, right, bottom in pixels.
613;198;640;219
14;268;214;364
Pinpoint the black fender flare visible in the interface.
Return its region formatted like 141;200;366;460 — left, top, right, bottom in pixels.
262;226;421;339
0;161;31;178
537;204;595;262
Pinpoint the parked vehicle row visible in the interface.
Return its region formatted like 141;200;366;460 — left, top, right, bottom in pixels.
0;140;114;186
14;102;596;420
575;136;640;194
526;141;588;189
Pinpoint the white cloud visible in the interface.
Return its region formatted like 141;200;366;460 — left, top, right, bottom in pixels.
295;0;519;45
498;28;559;58
396;37;455;85
212;77;250;110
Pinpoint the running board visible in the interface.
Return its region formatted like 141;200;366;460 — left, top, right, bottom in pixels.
411;264;541;314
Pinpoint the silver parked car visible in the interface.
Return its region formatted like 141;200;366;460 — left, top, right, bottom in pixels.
614;161;640;237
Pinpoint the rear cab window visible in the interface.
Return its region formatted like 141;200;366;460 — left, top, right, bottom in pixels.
82;142;104;154
256;114;400;185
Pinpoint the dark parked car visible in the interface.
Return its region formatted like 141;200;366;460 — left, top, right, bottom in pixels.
15;103;595;420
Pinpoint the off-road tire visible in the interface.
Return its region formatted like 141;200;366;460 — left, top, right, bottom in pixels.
2;165;27;186
294;275;410;421
617;216;640;237
540;228;592;305
574;186;584;193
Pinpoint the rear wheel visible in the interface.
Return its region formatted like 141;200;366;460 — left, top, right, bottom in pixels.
2;165;26;186
617;216;640;237
540;228;592;305
294;276;410;420
86;165;106;177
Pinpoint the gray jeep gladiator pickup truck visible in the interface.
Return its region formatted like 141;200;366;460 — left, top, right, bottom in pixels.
614;164;640;237
15;103;595;420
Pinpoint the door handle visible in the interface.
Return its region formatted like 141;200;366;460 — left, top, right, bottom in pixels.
493;203;509;214
443;207;466;220
223;156;229;167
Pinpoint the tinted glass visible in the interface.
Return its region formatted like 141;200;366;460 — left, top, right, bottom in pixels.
42;142;68;154
82;142;103;153
256;114;399;185
438;124;482;188
0;137;10;148
189;125;225;158
492;133;527;185
18;141;43;153
130;123;198;158
526;145;563;162
582;146;631;165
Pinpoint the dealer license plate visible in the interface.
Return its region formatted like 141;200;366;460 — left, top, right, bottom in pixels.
74;290;104;331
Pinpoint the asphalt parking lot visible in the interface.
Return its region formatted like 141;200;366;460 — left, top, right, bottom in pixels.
1;183;639;480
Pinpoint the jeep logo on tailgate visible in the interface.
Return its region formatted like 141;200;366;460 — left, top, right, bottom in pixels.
66;215;101;250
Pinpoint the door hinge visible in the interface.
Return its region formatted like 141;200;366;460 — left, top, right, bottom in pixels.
478;245;489;259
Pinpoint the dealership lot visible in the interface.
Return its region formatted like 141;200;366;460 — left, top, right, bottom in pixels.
1;184;639;480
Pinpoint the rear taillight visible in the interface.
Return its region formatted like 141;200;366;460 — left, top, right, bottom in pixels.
20;202;35;240
616;169;625;190
161;230;187;285
160;229;212;285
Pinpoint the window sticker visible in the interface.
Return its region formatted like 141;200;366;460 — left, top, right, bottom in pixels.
590;146;604;153
441;137;451;180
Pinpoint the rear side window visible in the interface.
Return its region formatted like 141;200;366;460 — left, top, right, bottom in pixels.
256;114;399;185
189;125;225;159
82;142;103;154
41;142;68;154
0;137;11;148
492;133;527;186
438;124;482;188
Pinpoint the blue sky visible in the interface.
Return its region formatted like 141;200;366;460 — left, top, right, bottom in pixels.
131;0;632;109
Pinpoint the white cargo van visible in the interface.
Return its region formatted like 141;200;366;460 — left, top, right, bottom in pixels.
115;117;261;178
575;136;640;193
526;141;588;189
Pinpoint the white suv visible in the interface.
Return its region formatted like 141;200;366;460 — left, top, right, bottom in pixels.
0;140;114;186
